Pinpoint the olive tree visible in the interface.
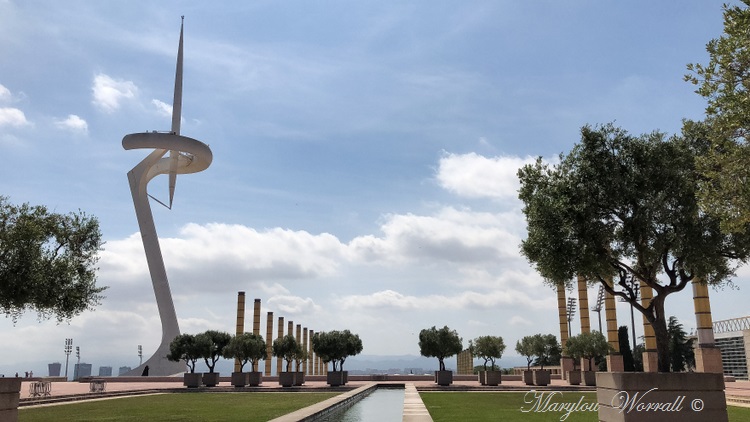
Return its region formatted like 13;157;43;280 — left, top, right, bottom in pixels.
518;123;750;372
196;330;231;373
167;333;204;373
515;336;536;371
419;325;462;372
272;334;300;372
311;329;363;372
0;197;106;322
222;333;267;372
470;335;505;371
565;331;611;371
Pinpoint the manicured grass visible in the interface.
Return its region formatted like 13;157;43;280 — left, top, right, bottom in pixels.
420;391;750;422
20;392;339;422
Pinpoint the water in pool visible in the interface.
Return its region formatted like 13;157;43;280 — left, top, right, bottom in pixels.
323;388;405;422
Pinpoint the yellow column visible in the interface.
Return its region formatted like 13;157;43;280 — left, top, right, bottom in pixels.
253;299;261;336
693;279;723;373
577;275;591;334
295;324;301;372
234;292;246;373
276;316;284;375
603;277;624;372
308;330;315;375
265;312;273;376
302;328;308;375
640;281;658;372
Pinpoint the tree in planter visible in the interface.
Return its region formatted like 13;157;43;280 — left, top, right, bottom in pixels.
166;333;202;373
0;196;106;322
222;333;266;372
311;330;364;372
566;331;611;372
196;330;231;373
418;326;462;372
518;123;750;372
531;334;561;371
470;335;505;372
272;334;299;372
515;336;536;371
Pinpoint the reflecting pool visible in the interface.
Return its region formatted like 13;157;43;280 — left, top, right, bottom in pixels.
323;388;405;422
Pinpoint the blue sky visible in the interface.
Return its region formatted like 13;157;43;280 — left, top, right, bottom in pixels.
1;0;746;374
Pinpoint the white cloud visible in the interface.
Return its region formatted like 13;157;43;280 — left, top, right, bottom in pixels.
349;206;523;264
0;107;29;127
339;289;553;312
510;315;532;326
266;295;321;315
0;83;11;103
92;73;137;113
54;114;88;134
151;99;172;117
436;152;537;201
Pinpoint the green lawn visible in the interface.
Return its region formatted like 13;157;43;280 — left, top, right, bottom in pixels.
19;392;339;422
420;392;750;422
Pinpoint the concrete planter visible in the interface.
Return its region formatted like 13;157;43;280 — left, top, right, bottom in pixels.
523;370;534;385
0;378;21;422
327;371;347;386
485;371;502;386
583;370;596;386
231;372;248;387
247;371;262;387
294;371;305;386
183;372;202;388
532;369;550;386
202;372;220;387
436;370;453;386
279;372;295;387
567;370;582;385
596;372;727;422
478;371;486;385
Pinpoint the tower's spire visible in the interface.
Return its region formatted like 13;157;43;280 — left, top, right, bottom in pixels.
168;16;184;208
171;15;184;135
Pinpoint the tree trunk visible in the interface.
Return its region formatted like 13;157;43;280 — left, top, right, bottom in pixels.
651;310;671;372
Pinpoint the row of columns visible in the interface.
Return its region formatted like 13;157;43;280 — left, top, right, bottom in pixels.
557;276;722;374
235;292;328;376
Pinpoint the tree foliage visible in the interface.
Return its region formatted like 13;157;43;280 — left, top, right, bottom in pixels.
531;334;561;370
272;334;301;372
686;1;750;232
515;336;536;371
0;197;106;322
618;326;636;372
565;331;612;371
517;123;750;372
418;325;462;371
311;329;363;372
196;330;231;373
470;335;505;371
222;332;267;372
667;316;695;372
167;333;204;373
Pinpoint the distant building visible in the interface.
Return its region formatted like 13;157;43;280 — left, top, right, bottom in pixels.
118;366;132;376
98;366;113;377
713;316;750;380
73;363;92;380
48;362;61;377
